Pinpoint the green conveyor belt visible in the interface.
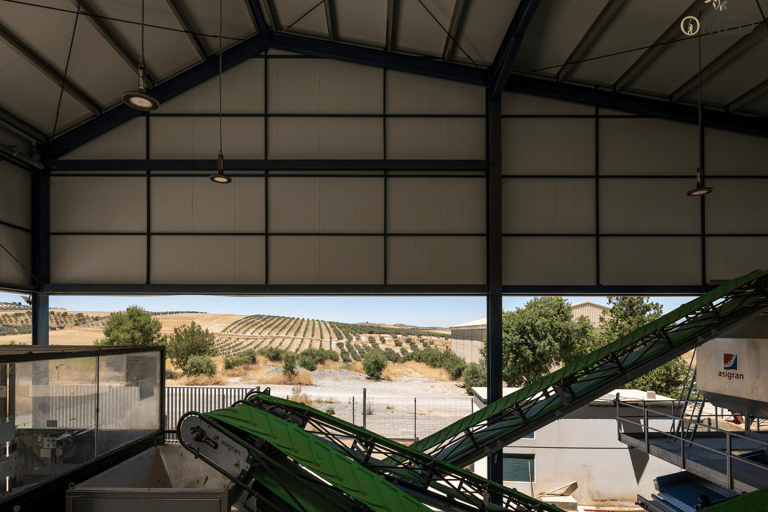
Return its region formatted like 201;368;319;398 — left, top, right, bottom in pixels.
412;270;768;465
704;486;768;512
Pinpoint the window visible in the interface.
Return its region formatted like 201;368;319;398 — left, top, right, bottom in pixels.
503;454;534;482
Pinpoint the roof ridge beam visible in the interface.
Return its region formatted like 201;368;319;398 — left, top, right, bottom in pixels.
613;0;707;92
245;0;270;35
557;0;626;82
442;0;466;61
164;0;208;60
324;0;336;41
487;0;543;101
670;22;768;103
727;77;768;113
70;0;155;88
386;0;398;51
0;22;101;116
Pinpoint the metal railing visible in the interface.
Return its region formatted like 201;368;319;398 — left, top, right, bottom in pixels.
616;396;768;493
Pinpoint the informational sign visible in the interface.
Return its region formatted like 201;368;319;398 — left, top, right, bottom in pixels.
0;454;15;480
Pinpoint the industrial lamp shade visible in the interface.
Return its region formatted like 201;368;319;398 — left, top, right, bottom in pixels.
687;168;712;197
122;90;160;112
209;152;231;184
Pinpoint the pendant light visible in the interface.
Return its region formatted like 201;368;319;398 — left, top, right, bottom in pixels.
687;11;712;197
210;0;231;184
123;0;160;111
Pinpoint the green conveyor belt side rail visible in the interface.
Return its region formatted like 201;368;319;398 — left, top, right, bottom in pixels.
411;270;768;467
704;486;768;512
209;398;564;512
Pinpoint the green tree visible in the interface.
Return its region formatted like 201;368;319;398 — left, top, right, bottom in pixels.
97;306;165;347
600;297;686;397
362;349;387;380
185;355;216;377
462;362;486;396
166;322;216;369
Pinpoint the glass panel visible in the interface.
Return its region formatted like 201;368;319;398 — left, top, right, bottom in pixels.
97;352;161;457
503;456;535;482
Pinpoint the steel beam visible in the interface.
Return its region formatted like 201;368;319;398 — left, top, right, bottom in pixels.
164;0;208;60
0;22;101;115
245;0;270;35
324;0;336;41
442;0;466;61
487;0;543;101
386;0;398;51
45;159;486;171
0;104;47;143
506;74;768;137
557;0;626;82
727;77;768;113
262;0;281;31
670;23;768;103
614;0;707;92
270;33;486;84
69;0;155;88
42;284;488;295
32;166;49;345
43;35;269;159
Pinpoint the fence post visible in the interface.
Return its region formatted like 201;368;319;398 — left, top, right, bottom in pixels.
644;406;649;453
352;397;355;425
414;398;417;441
726;432;732;490
363;388;367;430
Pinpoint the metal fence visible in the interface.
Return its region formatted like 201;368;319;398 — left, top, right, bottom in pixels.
165;386;474;441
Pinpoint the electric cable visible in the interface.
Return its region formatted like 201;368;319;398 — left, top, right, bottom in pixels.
51;1;81;139
285;0;324;31
416;0;479;68
0;241;41;285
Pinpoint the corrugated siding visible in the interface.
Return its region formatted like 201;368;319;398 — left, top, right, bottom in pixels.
501;92;594;116
706;179;768;234
333;0;387;47
269;59;383;114
502;119;594;175
62;118;146;159
690;40;768;108
502;178;594;234
705;128;768;176
269;118;383;159
449;0;520;65
387;178;485;234
269;236;384;284
149;117;265;159
386;118;484;159
503;236;595;286
387;236;485;285
386;71;484;115
160;60;265;114
707;237;768;283
394;0;453;57
599;118;697;175
270;0;329;37
599;179;700;234
0;224;32;286
50;176;146;233
600;237;700;286
151;235;265;284
269;177;384;233
151;177;265;233
51;235;146;284
0;161;31;230
175;0;256;55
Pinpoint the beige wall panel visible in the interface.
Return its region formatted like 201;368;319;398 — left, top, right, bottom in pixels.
502;119;594;175
599;119;697;175
386;118;484;160
705;128;768;176
150;117;265;159
501;92;593;116
387;236;485;285
386;71;484;114
706;237;768;283
161;59;265;114
269;236;383;284
503;237;595;286
502;178;594;234
268;59;382;114
0;225;32;286
0;161;31;229
600;179;700;234
600;237;700;285
62;118;146;159
51;235;146;283
388;178;485;234
50;177;146;233
269;118;383;159
150;235;265;284
269;177;383;233
151;177;265;233
706;179;768;234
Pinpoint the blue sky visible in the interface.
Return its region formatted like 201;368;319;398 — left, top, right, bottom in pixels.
0;291;693;328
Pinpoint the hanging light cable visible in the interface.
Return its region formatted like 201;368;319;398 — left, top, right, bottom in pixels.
210;0;231;184
688;11;712;197
123;0;160;111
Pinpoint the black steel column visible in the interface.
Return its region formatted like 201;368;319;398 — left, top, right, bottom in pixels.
486;98;503;491
32;166;50;345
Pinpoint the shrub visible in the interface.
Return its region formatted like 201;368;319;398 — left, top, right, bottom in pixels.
340;350;351;363
184;355;216;377
367;336;374;343
260;347;286;362
383;347;401;363
283;353;297;375
402;348;466;380
223;351;255;369
362;349;387;380
394;339;403;347
325;407;335;416
166;322;216;369
462;362;487;395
